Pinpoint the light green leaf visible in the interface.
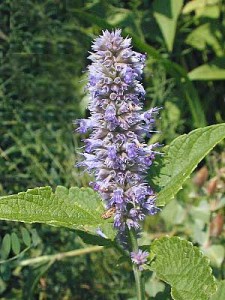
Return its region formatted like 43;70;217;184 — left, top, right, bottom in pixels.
145;275;165;297
188;58;225;80
190;200;210;223
182;0;220;15
150;237;217;300
210;280;225;300
152;124;225;206
0;186;116;241
203;245;225;268
153;0;184;52
185;22;223;57
182;0;203;14
161;199;186;225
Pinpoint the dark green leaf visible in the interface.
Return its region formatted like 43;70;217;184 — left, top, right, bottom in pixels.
1;234;11;259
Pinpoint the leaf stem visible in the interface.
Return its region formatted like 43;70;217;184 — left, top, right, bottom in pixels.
19;246;103;266
129;229;145;300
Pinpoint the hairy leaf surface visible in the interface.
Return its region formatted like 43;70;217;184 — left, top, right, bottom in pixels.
151;237;217;300
151;124;225;206
0;186;115;241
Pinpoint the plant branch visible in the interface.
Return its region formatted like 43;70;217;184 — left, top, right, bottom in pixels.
19;246;103;266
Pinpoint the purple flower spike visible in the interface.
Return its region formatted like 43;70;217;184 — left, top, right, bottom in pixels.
77;29;160;235
131;250;149;270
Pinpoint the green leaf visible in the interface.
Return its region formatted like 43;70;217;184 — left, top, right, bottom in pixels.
1;234;11;259
150;237;217;300
182;0;220;15
188;58;225;80
161;199;186;225
210;280;225;300
11;232;21;255
21;227;31;247
185;22;223;57
72;9;113;30
145;275;165;297
203;245;225;268
153;0;184;52
31;229;41;247
182;0;206;14
0;186;116;241
152;124;225;206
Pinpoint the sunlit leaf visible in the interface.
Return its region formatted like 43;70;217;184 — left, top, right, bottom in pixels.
188;58;225;80
182;0;220;15
153;0;183;51
185;22;223;56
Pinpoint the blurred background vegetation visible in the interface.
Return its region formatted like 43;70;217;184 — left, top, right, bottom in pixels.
0;0;224;299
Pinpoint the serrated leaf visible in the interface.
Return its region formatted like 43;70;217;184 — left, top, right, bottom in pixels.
0;186;116;241
151;124;225;206
153;0;184;52
210;280;225;300
150;237;217;300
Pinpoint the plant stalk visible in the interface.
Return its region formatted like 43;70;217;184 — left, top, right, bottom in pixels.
129;228;145;300
19;245;103;266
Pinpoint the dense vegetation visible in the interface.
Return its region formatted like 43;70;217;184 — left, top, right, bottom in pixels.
0;0;224;299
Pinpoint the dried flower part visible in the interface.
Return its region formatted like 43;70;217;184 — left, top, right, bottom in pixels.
210;213;224;237
131;249;149;270
207;178;218;195
194;166;209;187
77;29;159;233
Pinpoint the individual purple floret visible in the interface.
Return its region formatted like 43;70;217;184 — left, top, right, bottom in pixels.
131;250;149;270
77;29;160;234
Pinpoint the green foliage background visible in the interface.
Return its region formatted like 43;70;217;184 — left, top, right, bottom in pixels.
0;0;224;299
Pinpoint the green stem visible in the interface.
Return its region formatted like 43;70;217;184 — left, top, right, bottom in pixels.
129;229;145;300
19;246;103;266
